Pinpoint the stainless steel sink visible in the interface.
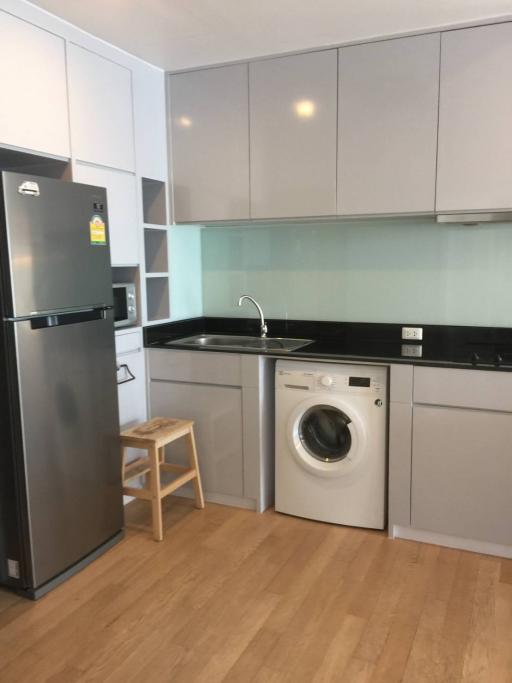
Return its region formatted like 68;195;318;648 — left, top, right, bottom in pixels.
165;334;313;353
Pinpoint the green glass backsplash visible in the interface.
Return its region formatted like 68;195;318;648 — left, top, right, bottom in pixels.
200;218;512;326
169;225;203;320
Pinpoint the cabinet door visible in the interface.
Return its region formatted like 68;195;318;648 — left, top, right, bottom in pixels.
133;65;168;182
117;348;147;430
411;405;512;545
150;380;244;498
338;34;439;215
67;44;135;172
117;345;147;468
0;11;69;157
169;65;249;223
74;163;139;266
437;23;512;212
249;50;337;219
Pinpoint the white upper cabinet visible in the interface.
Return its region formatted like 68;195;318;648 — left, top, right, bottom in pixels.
338;34;440;215
67;44;135;172
74;162;139;266
169;65;250;223
0;11;70;158
437;23;512;212
132;65;168;182
249;51;337;219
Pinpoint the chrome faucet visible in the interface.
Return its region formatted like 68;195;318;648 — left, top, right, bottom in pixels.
238;295;268;338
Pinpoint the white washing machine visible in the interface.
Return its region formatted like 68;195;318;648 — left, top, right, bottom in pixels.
275;360;387;529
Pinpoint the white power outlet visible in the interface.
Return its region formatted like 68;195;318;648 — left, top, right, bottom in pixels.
401;344;423;358
402;326;423;341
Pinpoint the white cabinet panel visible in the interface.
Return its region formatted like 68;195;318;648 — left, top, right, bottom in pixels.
117;349;147;430
437;23;512;211
0;10;69;157
74;163;139;266
411;404;512;546
338;34;439;215
169;65;249;222
133;65;168;182
150;380;244;498
249;50;337;218
67;44;135;171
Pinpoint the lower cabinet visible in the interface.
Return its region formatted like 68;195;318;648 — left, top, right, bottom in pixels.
148;349;274;511
411;404;512;546
410;366;512;547
150;381;244;498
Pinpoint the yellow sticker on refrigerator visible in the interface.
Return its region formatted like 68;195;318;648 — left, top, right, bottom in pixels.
89;215;107;245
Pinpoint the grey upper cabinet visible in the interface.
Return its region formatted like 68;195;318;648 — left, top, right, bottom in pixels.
169;65;250;223
338;34;440;215
249;50;337;219
436;23;512;212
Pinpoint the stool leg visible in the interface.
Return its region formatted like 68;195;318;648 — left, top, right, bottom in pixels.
149;444;163;541
187;428;205;509
159;446;165;463
145;446;152;493
121;445;126;485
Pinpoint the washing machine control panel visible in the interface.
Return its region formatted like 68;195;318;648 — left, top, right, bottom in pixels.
313;373;383;395
277;363;386;396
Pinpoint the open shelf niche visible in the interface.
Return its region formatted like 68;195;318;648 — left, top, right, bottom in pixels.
144;228;168;273
0;147;71;180
146;276;170;322
142;176;171;323
142;177;167;225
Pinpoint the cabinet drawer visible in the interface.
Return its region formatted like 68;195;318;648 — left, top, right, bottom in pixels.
115;330;143;357
149;349;242;386
413;366;512;412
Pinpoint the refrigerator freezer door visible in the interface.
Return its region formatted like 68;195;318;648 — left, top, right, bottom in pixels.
0;172;113;318
13;313;122;589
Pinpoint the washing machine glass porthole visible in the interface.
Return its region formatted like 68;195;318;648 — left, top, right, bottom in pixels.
298;404;352;463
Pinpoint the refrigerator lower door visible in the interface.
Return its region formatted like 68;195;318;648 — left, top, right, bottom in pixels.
13;312;123;589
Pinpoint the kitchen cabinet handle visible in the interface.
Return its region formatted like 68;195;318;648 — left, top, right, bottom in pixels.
117;363;136;385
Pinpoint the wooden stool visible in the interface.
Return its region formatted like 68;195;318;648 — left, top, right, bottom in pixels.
120;417;205;541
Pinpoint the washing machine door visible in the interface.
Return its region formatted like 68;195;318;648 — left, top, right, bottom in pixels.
288;397;367;477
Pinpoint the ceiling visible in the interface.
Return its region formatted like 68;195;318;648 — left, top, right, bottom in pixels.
29;0;512;71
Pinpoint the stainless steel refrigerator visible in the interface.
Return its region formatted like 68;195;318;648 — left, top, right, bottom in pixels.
0;171;123;599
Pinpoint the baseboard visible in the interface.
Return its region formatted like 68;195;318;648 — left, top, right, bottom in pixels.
393;525;512;559
172;487;257;511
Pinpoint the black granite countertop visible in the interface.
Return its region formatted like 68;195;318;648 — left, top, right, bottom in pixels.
144;317;512;372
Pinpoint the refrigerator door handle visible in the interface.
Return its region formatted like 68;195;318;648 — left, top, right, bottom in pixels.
4;305;113;323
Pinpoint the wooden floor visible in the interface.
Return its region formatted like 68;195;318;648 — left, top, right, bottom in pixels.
0;499;511;683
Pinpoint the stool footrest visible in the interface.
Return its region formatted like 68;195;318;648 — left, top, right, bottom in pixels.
124;457;151;481
160;469;197;498
123;486;152;500
160;463;189;474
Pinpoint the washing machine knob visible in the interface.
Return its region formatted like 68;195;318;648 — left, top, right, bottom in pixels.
320;375;333;387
